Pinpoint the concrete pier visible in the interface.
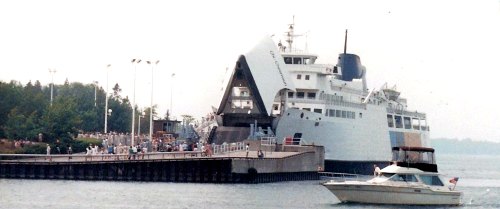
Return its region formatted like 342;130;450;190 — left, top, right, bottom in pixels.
0;145;324;183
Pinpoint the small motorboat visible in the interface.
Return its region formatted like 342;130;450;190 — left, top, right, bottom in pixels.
322;164;463;205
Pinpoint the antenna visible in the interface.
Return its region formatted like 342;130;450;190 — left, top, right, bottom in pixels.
286;16;295;52
343;29;348;54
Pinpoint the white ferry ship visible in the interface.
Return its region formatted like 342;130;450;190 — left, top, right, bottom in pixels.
209;21;432;174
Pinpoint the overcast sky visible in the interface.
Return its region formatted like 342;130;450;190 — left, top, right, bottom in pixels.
1;0;499;142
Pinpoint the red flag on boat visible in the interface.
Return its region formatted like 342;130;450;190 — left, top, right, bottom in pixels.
449;177;459;184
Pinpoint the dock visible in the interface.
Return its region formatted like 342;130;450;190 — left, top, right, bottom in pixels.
0;142;324;183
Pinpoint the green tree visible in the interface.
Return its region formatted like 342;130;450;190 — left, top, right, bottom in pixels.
0;81;24;138
4;108;27;139
41;97;82;142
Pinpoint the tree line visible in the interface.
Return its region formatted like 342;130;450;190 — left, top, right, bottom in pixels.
0;79;157;144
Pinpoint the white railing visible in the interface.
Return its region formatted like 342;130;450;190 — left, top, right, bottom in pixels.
260;137;276;146
211;142;245;155
319;172;371;182
0;151;205;162
283;137;304;146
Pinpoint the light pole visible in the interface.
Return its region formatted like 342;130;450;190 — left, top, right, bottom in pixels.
104;64;111;134
146;60;159;142
48;68;57;106
93;81;98;107
131;59;141;146
171;73;175;117
138;112;144;141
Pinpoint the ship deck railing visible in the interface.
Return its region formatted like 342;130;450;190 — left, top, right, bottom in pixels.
319;172;372;182
260;137;276;146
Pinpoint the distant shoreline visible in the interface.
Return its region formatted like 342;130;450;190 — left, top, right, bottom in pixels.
431;138;500;155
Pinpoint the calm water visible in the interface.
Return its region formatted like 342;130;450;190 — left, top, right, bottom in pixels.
1;154;499;209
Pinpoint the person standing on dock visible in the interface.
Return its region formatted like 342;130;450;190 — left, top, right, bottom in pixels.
46;144;51;160
67;144;72;159
245;143;249;158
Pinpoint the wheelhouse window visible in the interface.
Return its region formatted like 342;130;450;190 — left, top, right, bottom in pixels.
305;75;310;80
387;114;394;127
284;57;292;64
303;57;310;65
341;111;347;118
307;92;316;99
412;118;420;130
394;115;403;128
303;108;311;111
287;92;294;98
293;57;302;64
329;109;335;117
404;117;411;129
419;175;444;186
296;92;305;99
314;109;322;114
297;74;302;80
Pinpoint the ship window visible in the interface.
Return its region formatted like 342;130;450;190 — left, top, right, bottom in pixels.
394;115;403;128
387;114;394;127
293;57;302;64
284;57;292;64
296;92;305;98
314;109;322;114
421;119;428;131
305;75;310;80
359;113;362;118
329;109;335;117
303;108;311;111
307;92;316;99
342;111;347;118
336;110;341;117
273;104;278;110
351;111;356;119
288;92;294;98
303;57;310;65
404;117;411;129
297;74;302;80
412;118;420;130
325;109;329;116
419;175;444;186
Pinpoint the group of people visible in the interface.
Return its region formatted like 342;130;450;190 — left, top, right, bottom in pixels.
44;137;217;161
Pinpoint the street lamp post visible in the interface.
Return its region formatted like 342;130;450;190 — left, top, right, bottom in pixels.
138;113;144;141
131;59;141;146
146;60;159;142
104;64;111;134
93;81;98;107
48;68;57;106
171;73;175;117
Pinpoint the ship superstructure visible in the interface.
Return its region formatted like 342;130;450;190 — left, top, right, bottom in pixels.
211;20;431;174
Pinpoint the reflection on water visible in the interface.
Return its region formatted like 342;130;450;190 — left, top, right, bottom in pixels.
0;154;499;209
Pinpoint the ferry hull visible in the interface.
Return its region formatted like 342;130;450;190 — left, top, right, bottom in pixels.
323;183;462;205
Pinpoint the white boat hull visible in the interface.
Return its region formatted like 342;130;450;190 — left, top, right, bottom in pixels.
323;182;462;205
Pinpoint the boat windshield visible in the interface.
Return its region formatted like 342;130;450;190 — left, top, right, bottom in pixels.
381;173;394;178
419;175;444;186
388;174;418;182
